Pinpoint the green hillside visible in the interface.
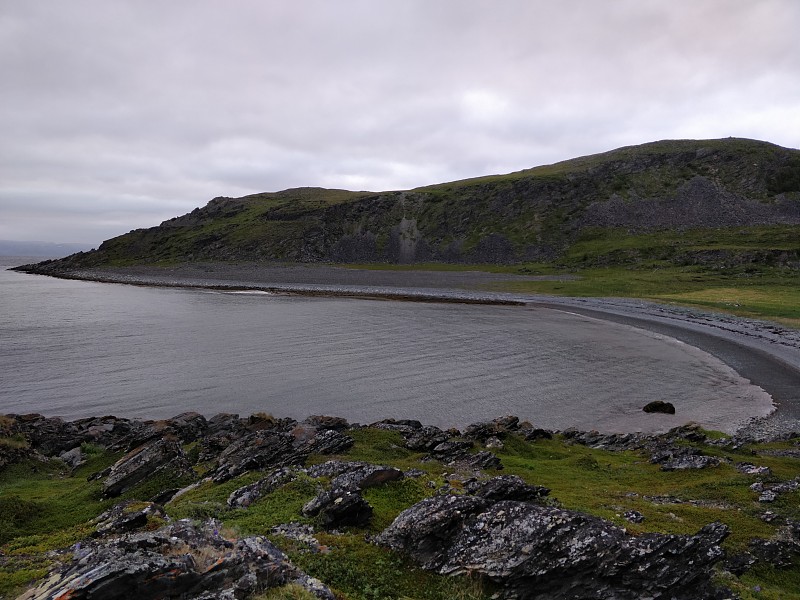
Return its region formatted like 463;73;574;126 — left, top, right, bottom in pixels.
50;137;799;269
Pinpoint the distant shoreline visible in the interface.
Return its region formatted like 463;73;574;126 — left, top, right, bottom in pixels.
11;261;800;439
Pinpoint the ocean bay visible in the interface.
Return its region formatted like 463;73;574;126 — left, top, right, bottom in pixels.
0;261;773;433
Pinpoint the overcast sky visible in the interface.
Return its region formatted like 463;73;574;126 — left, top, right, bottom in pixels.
1;1;798;245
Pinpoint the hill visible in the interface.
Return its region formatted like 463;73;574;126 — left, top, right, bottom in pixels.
23;138;800;270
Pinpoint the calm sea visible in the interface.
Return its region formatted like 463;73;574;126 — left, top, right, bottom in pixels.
0;258;773;432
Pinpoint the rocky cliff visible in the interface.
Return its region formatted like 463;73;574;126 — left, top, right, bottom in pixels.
33;138;800;269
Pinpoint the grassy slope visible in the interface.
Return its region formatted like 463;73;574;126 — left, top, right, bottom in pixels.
2;427;800;599
58;138;800;267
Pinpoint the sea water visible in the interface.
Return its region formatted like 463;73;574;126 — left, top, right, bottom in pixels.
0;259;772;433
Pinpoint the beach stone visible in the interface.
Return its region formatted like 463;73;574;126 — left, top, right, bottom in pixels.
18;519;334;600
643;400;676;414
377;495;730;600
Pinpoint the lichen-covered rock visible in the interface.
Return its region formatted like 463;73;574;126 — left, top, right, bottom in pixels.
93;500;168;537
329;463;404;491
430;440;473;463
102;438;192;498
377;496;730;600
464;475;549;503
211;430;298;483
227;466;297;508
302;488;373;529
463;416;519;441
302;415;350;431
650;446;720;471
370;418;423;435
18;519;334;600
405;426;449;451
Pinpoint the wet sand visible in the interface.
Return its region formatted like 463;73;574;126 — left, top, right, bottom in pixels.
12;261;800;438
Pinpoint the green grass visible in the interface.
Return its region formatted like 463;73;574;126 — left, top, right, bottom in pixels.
3;428;800;598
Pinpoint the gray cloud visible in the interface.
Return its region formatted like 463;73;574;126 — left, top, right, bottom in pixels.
1;0;798;244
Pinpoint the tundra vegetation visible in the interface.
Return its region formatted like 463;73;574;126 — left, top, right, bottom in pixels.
1;413;800;599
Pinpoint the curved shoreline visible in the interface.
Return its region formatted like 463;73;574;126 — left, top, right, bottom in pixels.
11;262;800;438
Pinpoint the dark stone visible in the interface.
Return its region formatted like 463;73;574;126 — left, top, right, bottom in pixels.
649;446;719;471
521;428;553;441
102;439;192;498
643;401;676;414
623;510;645;523
405;426;449;451
463;416;520;441
228;467;297;508
302;415;350;431
302;488;373;529
93;500;167;537
377;497;730;600
330;464;404;491
465;475;549;503
19;519;334;600
211;430;298;483
294;427;354;456
461;450;503;470
370;419;423;435
430;440;474;463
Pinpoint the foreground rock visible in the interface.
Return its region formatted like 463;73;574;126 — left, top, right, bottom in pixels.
377;481;730;600
19;519;334;600
100;438;193;498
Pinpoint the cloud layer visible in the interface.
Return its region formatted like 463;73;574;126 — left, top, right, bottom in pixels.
1;0;798;244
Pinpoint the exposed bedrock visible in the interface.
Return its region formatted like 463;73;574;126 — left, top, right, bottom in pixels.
377;491;730;600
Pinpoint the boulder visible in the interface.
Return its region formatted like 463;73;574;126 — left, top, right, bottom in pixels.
102;438;192;498
463;416;519;441
93;500;168;537
464;475;549;503
330;464;404;491
405;426;449;451
211;430;297;483
643;401;676;414
18;519;334;600
302;488;373;529
377;496;730;600
228;467;297;508
430;440;474;463
302;415;350;431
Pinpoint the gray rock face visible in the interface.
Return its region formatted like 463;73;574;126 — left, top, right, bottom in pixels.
464;475;549;503
211;430;301;483
93;501;167;537
330;463;404;491
102;438;192;498
405;426;449;451
227;467;297;508
302;488;373;529
18;519;334;600
377;493;730;600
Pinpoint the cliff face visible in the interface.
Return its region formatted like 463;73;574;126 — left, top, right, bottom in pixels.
50;138;800;267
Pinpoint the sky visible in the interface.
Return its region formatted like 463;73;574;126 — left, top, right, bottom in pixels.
1;1;799;246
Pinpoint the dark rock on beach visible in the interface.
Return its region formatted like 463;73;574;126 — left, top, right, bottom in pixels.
643;400;676;414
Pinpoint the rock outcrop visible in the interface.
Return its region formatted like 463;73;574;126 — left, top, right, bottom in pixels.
18;519;334;600
377;489;730;600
